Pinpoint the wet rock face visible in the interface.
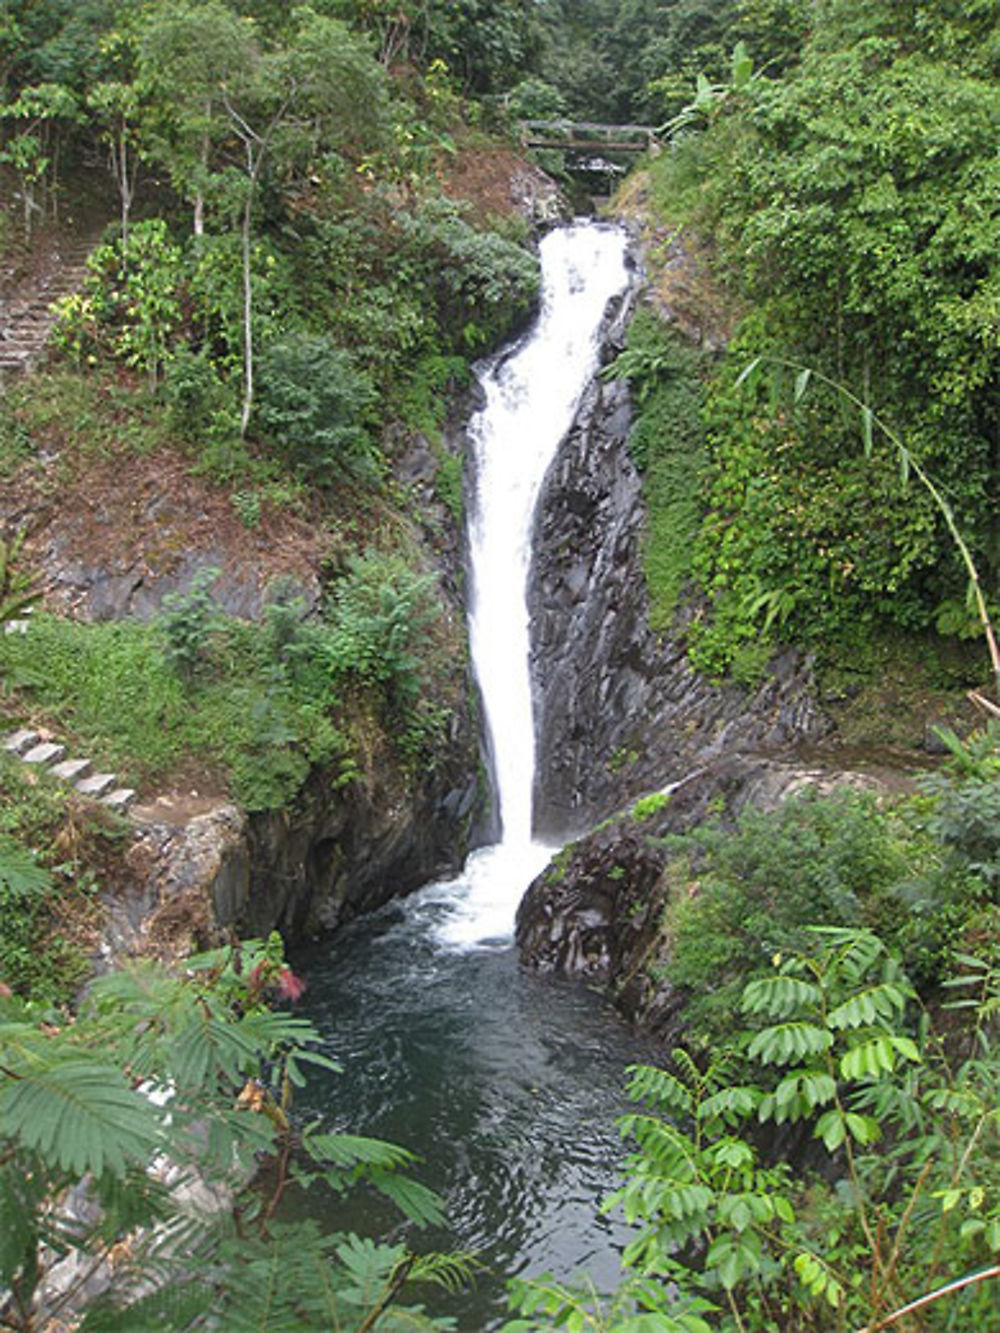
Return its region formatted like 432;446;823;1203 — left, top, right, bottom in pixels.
528;309;829;842
514;814;665;981
102;735;482;969
239;748;481;938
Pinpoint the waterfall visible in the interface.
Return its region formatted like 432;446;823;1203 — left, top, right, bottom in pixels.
422;221;630;947
300;226;643;1327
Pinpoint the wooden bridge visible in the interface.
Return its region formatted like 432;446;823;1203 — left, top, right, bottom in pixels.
518;120;659;154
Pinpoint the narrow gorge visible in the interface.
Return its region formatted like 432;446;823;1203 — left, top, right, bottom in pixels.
292;220;844;1326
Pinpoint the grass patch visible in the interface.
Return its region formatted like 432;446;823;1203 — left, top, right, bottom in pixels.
0;613;348;810
0;544;461;812
0;752;113;1003
0;399;35;478
3;370;175;467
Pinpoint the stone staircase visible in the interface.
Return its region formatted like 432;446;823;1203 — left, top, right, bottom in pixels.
3;727;136;812
0;236;96;381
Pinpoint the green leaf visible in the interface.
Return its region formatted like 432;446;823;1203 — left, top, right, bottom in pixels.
746;1022;833;1066
861;405;874;458
840;1038;889;1079
814;1109;846;1152
741;975;822;1017
626;1064;694;1116
697;1084;761;1125
733;356;762;392
731;41;754;90
762;1069;837;1124
794;368;812;403
900;447;911;486
368;1169;444;1228
827;983;906;1030
0;1059;160;1177
845;1112;880;1145
0;838;51;901
304;1131;414;1170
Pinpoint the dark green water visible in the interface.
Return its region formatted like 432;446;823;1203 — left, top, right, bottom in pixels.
294;883;652;1330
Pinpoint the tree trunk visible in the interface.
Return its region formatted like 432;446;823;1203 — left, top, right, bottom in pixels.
239;157;256;439
120;127;131;260
194;119;209;237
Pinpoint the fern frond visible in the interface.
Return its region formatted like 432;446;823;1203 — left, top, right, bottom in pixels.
0;837;52;900
0;1058;161;1176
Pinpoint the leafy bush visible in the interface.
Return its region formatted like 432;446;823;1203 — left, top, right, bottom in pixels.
0;757;107;1002
159;566;222;683
400;197;540;352
325;553;434;700
661;790;919;1041
254;335;379;482
0;941;466;1331
508;929;1000;1333
52;220;183;384
649;12;1000;672
162;345;235;440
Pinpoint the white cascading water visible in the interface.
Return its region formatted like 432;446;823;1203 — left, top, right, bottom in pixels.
422;221;630;948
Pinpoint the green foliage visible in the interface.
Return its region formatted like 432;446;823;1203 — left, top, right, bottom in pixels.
508;929;1000;1333
649;4;1000;672
322;552;452;762
630;792;669;822
0;406;33;480
0;542;454;809
161;344;234;441
660;790;927;1041
254;336;379;483
159;566;222;684
0;754;116;1003
0;837;51;903
52;221;183;384
0;941;462;1331
0;529;41;625
505;76;568;120
604;311;707;629
400;198;540;353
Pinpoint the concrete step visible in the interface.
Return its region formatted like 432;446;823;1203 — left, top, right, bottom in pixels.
102;787;136;812
50;757;92;782
3;728;39;755
76;772;117;798
23;741;66;765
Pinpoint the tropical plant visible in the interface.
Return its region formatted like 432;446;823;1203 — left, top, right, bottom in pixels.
0;936;468;1331
158;566;222;684
0;529;41;626
254;335;379;482
505;929;1000;1332
735;355;1000;707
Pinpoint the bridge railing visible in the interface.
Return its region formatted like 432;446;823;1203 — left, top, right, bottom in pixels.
518;120;659;153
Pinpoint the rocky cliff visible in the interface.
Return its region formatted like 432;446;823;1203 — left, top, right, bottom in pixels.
528;286;828;841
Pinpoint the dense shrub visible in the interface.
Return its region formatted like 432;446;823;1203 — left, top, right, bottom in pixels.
254;336;379;482
660;789;924;1041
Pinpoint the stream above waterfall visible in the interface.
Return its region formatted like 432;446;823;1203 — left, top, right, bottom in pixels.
297;223;640;1329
